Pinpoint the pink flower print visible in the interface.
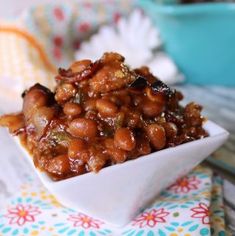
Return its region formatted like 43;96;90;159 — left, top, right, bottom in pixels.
53;36;63;47
4;204;41;226
54;7;64;21
83;2;92;8
53;47;62;60
132;208;169;228
191;203;210;224
168;176;201;193
78;22;90;33
68;213;103;229
113;12;121;23
73;40;81;50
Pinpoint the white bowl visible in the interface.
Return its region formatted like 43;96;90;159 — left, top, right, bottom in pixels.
15;120;229;226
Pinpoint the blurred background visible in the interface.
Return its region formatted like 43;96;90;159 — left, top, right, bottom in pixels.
0;0;77;18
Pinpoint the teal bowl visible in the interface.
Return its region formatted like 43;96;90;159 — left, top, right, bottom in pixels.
137;0;235;85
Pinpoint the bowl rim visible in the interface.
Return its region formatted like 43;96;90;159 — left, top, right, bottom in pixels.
138;1;235;15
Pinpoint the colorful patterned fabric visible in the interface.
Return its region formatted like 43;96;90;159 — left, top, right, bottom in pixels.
210;176;226;236
0;166;227;236
0;25;56;86
20;1;134;68
0;1;134;112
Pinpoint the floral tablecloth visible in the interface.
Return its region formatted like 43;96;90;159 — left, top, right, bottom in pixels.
0;166;227;236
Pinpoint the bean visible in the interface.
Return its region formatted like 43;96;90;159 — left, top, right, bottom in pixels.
68;139;86;159
96;99;118;117
146;124;166;150
63;102;82;117
184;102;203;126
127;112;141;128
55;83;77;103
136;136;151;155
70;60;92;73
162;122;178;138
114;112;125;129
84;99;97;111
87;154;106;172
102;94;120;106
104;138;115;149
113;90;131;105
70;161;86;175
142;99;164;117
111;149;127;163
47;154;70;176
102;52;124;63
114;128;136;151
68;118;97;138
104;138;127;163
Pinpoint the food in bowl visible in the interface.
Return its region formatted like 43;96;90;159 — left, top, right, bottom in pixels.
0;52;208;181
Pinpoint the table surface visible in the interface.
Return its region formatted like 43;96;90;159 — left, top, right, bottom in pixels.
177;85;235;171
0;84;235;231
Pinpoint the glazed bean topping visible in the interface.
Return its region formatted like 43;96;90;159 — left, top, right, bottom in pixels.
87;154;106;173
142;99;164;117
68;118;97;139
146;124;166;150
55;83;77;103
162;122;178;139
68;139;86;159
184;102;203;127
63;102;82;118
105;138;127;163
137;137;151;155
114;128;136;151
96;99;118;117
47;154;70;177
0;52;208;180
101;52;125;63
84;99;97;111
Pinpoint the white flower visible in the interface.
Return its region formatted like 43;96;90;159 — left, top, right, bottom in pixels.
148;52;184;84
75;10;184;84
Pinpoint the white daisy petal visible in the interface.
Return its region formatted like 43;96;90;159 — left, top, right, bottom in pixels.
148;52;184;84
75;10;183;85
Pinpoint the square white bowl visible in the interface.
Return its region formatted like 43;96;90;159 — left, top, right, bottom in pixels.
15;120;229;226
